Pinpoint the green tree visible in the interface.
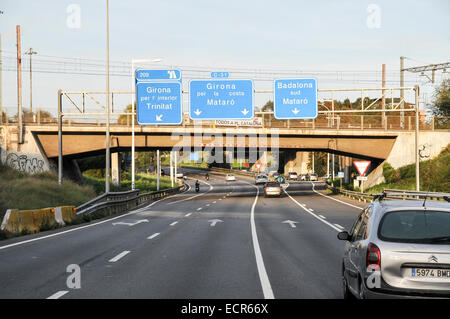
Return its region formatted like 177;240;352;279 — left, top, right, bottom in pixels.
430;79;450;117
261;100;273;112
117;104;137;125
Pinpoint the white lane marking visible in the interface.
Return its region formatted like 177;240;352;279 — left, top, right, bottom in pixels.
244;181;275;299
334;223;344;230
213;201;217;204
47;290;69;299
147;233;160;240
309;209;314;212
284;190;343;232
0;187;188;251
167;179;213;205
219;199;222;201
112;219;148;227
319;215;327;219
185;213;192;217
208;219;223;227
170;221;178;226
109;250;130;263
197;207;202;211
311;182;363;210
282;220;298;228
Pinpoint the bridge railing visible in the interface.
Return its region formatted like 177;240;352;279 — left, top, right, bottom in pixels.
1;105;449;131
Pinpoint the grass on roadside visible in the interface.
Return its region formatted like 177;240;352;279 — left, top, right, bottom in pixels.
0;163;97;222
82;170;174;195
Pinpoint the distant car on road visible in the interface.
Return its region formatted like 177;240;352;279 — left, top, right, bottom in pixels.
299;174;307;181
308;173;318;181
338;198;450;299
264;181;282;197
255;174;268;185
225;173;236;182
176;172;184;178
287;172;298;180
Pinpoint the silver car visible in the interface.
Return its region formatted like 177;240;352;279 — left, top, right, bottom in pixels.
338;199;450;299
255;174;268;185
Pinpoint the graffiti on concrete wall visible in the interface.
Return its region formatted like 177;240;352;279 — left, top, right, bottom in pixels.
419;143;431;159
1;150;48;174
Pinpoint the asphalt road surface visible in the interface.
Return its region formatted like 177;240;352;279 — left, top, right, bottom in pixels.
0;171;366;299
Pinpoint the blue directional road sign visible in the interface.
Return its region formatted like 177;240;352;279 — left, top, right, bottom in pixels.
189;79;254;120
274;78;318;119
136;81;182;125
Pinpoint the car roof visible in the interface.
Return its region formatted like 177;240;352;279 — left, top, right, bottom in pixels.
372;199;450;213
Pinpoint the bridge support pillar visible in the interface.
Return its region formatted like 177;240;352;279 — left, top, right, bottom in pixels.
111;152;121;186
284;151;309;175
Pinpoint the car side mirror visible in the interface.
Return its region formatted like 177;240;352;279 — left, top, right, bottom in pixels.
337;231;351;241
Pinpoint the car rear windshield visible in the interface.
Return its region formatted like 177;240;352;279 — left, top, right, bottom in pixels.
378;210;450;244
266;182;280;187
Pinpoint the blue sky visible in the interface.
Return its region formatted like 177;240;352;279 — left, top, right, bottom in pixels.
1;0;449;115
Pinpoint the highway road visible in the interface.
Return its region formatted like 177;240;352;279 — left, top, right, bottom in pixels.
0;171;366;299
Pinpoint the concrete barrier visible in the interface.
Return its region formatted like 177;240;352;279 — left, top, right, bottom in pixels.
58;206;77;224
0;206;76;235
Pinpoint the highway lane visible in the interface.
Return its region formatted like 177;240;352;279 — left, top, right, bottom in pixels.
0;172;366;299
253;180;364;298
66;177;264;298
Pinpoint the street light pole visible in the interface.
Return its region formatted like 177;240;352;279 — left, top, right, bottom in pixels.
105;0;111;193
25;48;37;121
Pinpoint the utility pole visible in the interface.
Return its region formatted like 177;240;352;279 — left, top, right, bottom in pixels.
415;86;420;191
381;64;386;129
332;153;335;181
16;25;23;145
105;0;111;193
24;48;37;121
157;149;160;191
327;153;329;177
400;56;405;129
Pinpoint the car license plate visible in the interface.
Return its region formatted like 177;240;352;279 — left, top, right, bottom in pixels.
411;268;450;278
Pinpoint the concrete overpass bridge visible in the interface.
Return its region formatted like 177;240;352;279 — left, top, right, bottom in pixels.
1;113;449;188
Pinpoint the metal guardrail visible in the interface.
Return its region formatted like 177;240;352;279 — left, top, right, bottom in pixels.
76;185;185;216
75;189;140;213
327;186;373;203
328;185;450;202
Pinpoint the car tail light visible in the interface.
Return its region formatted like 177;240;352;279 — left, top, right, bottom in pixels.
366;242;381;270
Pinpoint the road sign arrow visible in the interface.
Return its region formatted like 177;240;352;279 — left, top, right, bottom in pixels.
208;219;223;227
241;108;249;116
292;108;300;115
282;220;298;228
156;114;163;121
112;219;149;227
194;109;202;116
